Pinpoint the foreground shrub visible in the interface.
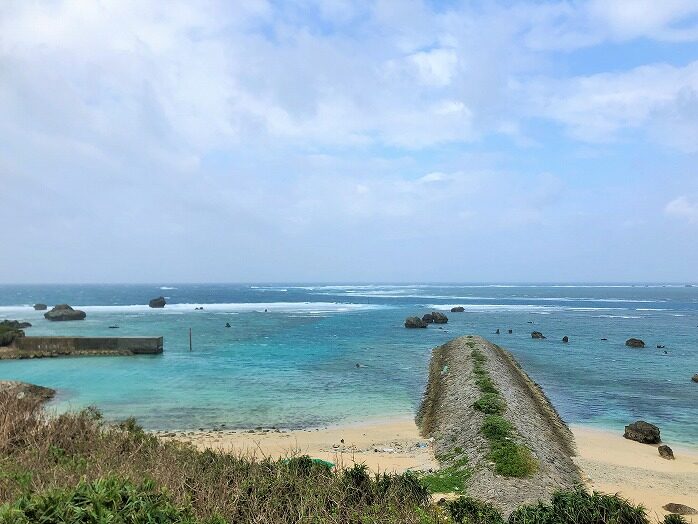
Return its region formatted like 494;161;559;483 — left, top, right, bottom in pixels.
447;496;505;524
508;488;649;524
0;476;220;524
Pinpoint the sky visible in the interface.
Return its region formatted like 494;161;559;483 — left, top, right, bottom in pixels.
1;0;698;283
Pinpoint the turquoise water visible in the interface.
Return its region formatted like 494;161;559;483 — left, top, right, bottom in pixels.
0;284;696;446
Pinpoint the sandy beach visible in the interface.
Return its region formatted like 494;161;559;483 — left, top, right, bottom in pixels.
572;425;698;522
157;416;438;473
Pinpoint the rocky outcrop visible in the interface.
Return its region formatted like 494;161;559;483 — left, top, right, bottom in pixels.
422;313;435;323
623;420;660;444
0;328;24;347
417;336;580;515
692;374;698;383
450;306;465;312
658;444;674;460
149;296;166;308
44;304;86;321
562;336;569;343
431;312;448;324
0;381;55;402
531;331;546;339
625;338;645;348
33;303;47;311
405;316;428;328
0;320;32;329
662;503;697;515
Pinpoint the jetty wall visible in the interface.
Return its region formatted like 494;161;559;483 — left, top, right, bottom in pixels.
5;336;163;358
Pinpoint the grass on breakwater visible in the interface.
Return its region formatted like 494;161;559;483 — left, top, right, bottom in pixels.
469;341;538;478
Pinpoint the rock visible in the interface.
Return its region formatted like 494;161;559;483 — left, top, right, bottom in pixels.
692;374;698;383
422;313;435;323
657;344;665;349
531;331;546;339
0;381;55;402
508;329;512;334
0;327;24;346
662;503;697;515
495;329;500;334
658;444;674;460
0;320;32;329
405;316;428;328
33;303;47;310
623;420;660;444
625;338;645;348
450;306;465;312
44;304;86;321
149;296;166;308
562;336;569;343
430;312;448;324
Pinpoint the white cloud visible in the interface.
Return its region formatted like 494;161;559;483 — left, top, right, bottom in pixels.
523;61;698;149
666;196;698;223
409;48;458;87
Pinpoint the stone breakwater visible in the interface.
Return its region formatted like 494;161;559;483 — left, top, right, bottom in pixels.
0;336;163;359
417;335;581;514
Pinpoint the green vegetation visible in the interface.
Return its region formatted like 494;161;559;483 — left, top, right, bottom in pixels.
471;346;537;478
419;455;471;493
0;392;676;523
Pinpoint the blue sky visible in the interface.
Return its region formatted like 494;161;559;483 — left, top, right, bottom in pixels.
1;0;697;283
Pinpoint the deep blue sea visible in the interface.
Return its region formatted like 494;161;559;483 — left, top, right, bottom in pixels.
0;284;696;446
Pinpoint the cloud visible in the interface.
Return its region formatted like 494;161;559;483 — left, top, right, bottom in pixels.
666;196;698;223
522;61;698;150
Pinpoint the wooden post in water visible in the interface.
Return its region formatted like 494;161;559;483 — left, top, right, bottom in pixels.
189;328;192;352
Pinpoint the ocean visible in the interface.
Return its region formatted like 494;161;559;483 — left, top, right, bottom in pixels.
0;284;696;446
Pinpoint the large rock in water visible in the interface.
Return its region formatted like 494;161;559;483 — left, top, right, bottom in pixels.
149;296;166;308
33;303;47;311
531;331;546;339
0;381;55;402
405;316;428;328
625;338;645;348
691;374;698;383
44;304;86;321
431;312;448;324
450;306;465;312
623;420;660;444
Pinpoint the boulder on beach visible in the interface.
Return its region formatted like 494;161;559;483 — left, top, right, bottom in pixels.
44;304;87;321
405;316;428;328
662;503;697;515
625;338;645;348
658;444;674;460
450;306;465;312
531;331;546;339
623;420;660;444
0;381;55;402
149;296;166;308
33;303;47;311
562;336;569;343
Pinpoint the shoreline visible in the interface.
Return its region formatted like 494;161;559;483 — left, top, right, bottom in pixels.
156;416;439;474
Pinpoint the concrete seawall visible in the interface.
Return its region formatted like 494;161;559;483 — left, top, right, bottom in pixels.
1;336;163;359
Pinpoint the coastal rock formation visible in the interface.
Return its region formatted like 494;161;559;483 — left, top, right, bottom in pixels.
417;336;581;515
422;313;435;323
405;317;428;328
0;380;55;402
658;444;674;460
662;503;697;515
531;331;546;339
0;328;24;347
33;303;47;310
562;336;569;343
692;374;698;383
431;312;448;324
44;304;86;321
623;420;660;444
149;296;166;308
625;338;645;348
450;306;465;312
0;320;32;329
